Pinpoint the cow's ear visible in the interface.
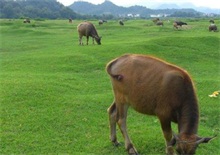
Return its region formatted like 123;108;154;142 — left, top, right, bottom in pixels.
196;135;217;144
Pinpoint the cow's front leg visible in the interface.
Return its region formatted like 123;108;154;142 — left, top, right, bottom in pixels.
92;37;95;44
159;118;176;155
117;104;138;155
86;36;89;45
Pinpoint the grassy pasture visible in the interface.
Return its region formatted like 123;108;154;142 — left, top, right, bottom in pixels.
0;18;220;154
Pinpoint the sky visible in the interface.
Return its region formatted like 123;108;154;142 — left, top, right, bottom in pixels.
57;0;220;9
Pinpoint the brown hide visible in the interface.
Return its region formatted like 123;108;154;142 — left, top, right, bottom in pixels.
107;54;194;116
77;22;101;45
106;54;214;155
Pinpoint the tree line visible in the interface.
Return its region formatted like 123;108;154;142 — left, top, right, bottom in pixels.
0;0;80;19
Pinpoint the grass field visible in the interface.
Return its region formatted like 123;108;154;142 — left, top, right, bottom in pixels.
0;18;220;155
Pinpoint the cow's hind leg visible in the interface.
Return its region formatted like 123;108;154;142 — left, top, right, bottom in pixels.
108;102;119;146
117;103;138;155
79;36;83;45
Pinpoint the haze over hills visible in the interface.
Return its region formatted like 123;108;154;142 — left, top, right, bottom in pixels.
69;0;219;18
154;3;220;14
69;0;219;16
69;1;206;18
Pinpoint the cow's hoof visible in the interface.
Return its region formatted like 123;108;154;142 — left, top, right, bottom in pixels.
112;140;120;147
166;146;176;155
128;147;138;155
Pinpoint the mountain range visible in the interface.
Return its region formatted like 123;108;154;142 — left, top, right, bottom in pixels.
154;3;220;14
69;1;201;17
69;1;220;17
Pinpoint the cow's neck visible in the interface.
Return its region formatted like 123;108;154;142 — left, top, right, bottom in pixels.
178;101;199;135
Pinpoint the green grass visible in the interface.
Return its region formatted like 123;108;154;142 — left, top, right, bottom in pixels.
0;18;220;155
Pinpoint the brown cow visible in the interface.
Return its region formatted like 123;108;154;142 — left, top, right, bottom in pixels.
77;21;101;45
106;54;215;155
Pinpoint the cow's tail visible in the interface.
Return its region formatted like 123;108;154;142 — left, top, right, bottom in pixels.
106;59;123;81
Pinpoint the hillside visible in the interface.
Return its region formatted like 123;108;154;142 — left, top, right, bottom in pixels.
154;3;220;14
69;1;202;18
0;0;78;19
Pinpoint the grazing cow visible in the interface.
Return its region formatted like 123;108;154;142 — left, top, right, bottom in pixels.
209;24;218;32
173;21;187;29
106;54;215;155
152;18;163;26
99;20;107;25
23;18;30;23
119;20;124;26
69;18;73;23
77;21;101;45
152;18;160;23
99;20;104;25
209;19;214;23
156;21;164;26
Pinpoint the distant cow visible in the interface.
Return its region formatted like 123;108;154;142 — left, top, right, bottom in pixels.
209;24;218;32
173;21;187;29
152;18;160;23
152;18;163;26
119;20;124;26
77;21;101;45
99;20;107;25
156;21;164;26
69;18;73;23
23;18;30;23
106;54;215;155
209;19;214;23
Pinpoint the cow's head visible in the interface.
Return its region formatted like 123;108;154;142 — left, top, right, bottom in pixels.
95;36;102;45
170;133;216;155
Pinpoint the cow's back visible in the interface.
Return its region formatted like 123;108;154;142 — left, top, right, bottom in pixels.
107;54;192;115
77;22;94;37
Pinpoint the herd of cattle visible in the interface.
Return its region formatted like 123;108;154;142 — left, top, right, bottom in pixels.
22;17;217;154
76;18;218;45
